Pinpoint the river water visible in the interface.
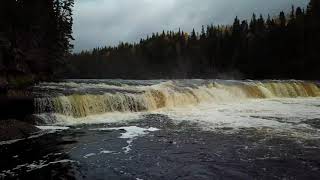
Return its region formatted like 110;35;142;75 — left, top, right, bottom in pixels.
1;79;320;179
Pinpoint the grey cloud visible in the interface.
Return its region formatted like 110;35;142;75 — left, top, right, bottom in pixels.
73;0;308;52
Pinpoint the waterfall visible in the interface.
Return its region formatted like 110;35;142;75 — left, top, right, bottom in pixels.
33;80;320;121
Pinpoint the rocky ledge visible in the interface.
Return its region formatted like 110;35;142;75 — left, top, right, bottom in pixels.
0;119;40;142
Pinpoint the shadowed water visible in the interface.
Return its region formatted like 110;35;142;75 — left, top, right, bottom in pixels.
1;113;320;179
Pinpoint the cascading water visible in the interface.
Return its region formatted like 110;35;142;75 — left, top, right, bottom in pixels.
3;80;320;179
33;80;320;124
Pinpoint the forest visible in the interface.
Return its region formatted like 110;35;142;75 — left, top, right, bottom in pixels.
0;0;74;91
67;0;320;80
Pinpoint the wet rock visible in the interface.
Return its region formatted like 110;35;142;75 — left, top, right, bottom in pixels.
24;114;46;125
0;96;34;119
0;119;40;141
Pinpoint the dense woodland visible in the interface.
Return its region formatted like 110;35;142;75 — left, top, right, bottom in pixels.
0;0;74;90
68;0;320;80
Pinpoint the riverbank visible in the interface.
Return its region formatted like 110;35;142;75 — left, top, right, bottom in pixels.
0;119;40;142
0;89;38;141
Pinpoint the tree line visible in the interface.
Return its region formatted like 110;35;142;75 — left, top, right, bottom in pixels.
68;0;320;80
0;0;74;90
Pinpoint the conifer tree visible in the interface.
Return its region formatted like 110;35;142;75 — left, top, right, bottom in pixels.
279;11;287;27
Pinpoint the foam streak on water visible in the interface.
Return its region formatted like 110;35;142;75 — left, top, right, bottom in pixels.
1;159;77;177
91;126;159;153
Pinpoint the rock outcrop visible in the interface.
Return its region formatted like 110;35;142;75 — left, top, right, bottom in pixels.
0;119;40;142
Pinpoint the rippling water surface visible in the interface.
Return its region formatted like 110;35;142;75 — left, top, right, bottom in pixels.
1;80;320;179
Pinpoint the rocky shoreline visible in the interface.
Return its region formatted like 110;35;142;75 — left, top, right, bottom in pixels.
0;89;39;142
0;119;40;142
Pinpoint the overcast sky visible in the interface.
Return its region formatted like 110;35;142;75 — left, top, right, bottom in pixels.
73;0;308;52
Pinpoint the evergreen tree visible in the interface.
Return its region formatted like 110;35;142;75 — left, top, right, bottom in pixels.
232;16;241;35
190;28;197;41
249;13;257;33
279;11;287;27
256;14;266;34
200;25;206;40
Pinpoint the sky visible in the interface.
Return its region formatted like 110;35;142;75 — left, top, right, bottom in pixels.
73;0;308;52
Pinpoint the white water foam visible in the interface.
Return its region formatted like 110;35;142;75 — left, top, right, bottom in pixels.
161;98;320;138
37;112;142;126
91;126;160;153
99;150;114;154
36;126;70;130
83;153;96;158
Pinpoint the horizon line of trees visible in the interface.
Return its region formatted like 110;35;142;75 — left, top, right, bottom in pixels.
66;0;320;80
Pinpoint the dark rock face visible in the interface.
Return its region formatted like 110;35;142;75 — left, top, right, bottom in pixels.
0;97;34;120
0;119;40;141
24;114;47;125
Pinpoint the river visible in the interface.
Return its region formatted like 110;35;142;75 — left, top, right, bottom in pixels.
1;79;320;179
